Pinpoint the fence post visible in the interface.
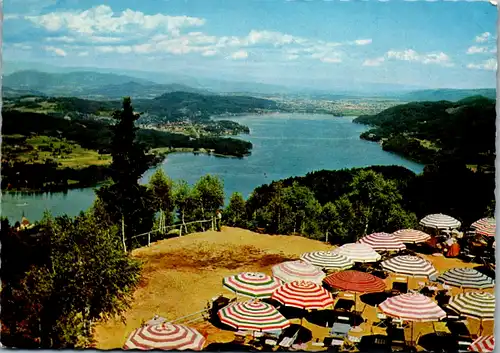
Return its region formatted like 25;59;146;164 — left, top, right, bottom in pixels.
148;232;151;247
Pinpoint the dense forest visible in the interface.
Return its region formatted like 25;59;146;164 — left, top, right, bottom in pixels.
354;96;496;168
233;162;495;238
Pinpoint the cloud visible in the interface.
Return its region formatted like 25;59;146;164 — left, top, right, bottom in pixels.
43;45;67;57
229;50;249;60
202;49;217;57
46;35;123;44
9;5;373;65
363;57;385;66
475;32;492;43
354;39;372;45
467;58;497;71
24;5;205;36
4;14;22;20
386;49;453;66
467;46;489;54
320;57;342;63
11;43;33;50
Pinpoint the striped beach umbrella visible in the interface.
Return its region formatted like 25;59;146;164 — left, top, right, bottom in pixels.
272;260;325;284
448;292;495;321
271;281;334;310
381;255;438;278
393;229;431;244
379;293;447;347
471;218;495;230
469;336;495;352
332;243;381;263
419;213;461;230
223;272;281;299
472;218;496;238
358;232;406;252
324;270;386;294
436;268;495;290
217;300;290;332
300;251;354;271
123;323;206;351
379;293;446;322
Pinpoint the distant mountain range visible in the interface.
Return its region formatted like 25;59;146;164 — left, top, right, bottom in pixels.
2;70;211;99
2;65;496;102
2;61;427;96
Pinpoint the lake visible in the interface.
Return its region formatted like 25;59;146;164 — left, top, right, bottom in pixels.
1;114;424;224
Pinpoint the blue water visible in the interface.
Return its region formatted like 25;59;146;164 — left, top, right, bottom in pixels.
1;114;424;224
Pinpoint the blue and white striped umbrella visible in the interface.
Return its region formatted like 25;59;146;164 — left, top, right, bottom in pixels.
436;268;495;289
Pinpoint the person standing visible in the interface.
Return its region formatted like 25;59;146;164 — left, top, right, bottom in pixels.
216;210;222;231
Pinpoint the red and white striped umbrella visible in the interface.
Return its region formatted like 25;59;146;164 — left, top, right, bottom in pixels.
393;229;431;244
271;280;334;310
218;300;290;332
324;270;386;293
379;293;446;322
469;336;495;352
272;260;325;284
472;218;496;237
223;272;282;299
358;232;406;251
332;243;381;263
123;323;206;351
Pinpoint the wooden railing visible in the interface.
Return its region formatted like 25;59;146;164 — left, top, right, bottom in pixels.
130;217;216;247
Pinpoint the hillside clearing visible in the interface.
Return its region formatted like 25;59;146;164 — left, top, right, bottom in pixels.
93;227;494;351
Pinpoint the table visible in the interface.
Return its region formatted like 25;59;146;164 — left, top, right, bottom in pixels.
392;282;408;294
331;339;344;346
334;299;355;311
331;322;351;338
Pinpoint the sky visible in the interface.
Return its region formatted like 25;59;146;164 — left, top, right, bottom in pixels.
3;0;498;90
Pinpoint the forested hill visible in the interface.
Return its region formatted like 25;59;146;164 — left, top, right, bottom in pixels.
135;91;280;120
399;88;496;102
3;92;280;123
353;96;496;168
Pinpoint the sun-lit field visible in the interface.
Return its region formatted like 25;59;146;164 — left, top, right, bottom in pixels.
4;135;112;168
93;227;494;351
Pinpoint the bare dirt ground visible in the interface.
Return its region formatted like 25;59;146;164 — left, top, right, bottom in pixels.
93;227;494;351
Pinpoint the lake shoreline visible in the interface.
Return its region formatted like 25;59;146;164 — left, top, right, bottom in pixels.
2;148;252;194
2;113;424;224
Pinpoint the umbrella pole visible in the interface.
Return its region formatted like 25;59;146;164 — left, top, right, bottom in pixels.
411;322;414;347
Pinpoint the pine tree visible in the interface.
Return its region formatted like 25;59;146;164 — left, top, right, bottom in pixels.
95;97;155;251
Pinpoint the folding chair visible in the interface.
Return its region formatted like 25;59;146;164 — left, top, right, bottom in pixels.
392;318;409;329
344;335;361;352
374;312;389;328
